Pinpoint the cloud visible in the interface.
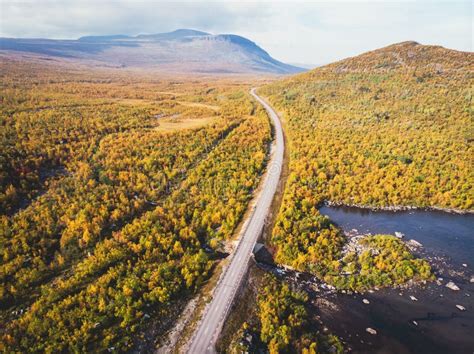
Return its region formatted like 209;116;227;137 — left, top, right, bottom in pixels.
0;1;274;39
237;1;473;65
0;0;472;65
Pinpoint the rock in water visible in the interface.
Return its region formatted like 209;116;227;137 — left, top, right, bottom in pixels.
470;276;474;283
410;296;418;301
408;239;423;247
363;299;370;304
456;305;466;311
446;281;460;291
366;328;377;335
395;232;404;239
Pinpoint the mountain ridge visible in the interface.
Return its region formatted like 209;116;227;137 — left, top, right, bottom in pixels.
0;29;304;74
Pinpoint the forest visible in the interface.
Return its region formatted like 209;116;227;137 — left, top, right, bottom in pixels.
0;58;271;351
1;41;472;352
260;42;472;290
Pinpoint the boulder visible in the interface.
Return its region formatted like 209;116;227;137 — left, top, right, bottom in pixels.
395;232;405;239
408;239;423;247
409;296;418;301
362;299;370;304
366;327;377;335
456;305;466;311
446;281;460;291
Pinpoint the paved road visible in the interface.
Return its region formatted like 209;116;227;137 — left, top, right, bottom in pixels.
187;88;284;353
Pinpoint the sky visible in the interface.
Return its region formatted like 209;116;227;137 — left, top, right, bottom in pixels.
0;0;472;66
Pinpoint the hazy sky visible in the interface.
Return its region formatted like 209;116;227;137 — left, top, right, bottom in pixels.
1;0;472;65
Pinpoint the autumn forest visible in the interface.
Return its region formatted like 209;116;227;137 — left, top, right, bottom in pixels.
0;40;473;353
0;59;273;351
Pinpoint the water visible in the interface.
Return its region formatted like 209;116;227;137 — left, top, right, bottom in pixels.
315;206;474;354
319;206;474;266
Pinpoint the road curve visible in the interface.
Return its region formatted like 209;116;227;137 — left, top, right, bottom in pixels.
187;88;284;353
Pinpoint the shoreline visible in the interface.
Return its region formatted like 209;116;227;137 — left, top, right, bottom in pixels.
323;200;474;215
256;238;473;354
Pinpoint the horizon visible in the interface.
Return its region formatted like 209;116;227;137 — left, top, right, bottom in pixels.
1;0;472;66
4;28;467;69
2;29;468;70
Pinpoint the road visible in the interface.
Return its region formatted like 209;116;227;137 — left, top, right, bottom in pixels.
187;88;284;353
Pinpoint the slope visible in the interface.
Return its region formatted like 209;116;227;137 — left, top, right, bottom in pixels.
258;41;472;288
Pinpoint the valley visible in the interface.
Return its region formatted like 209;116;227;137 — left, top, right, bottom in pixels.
0;31;472;354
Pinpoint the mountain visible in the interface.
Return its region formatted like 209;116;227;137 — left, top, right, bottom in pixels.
0;29;304;74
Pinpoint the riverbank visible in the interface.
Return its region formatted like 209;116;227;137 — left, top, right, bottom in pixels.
314;205;474;353
255;241;473;354
320;205;474;266
324;200;474;215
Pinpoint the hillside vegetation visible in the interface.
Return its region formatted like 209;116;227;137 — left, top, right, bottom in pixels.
228;274;344;354
0;59;271;351
260;42;472;287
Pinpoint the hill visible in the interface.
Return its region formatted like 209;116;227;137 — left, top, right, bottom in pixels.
259;41;472;287
321;41;473;72
0;29;304;74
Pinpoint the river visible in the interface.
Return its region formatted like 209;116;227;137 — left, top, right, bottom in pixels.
315;206;474;354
